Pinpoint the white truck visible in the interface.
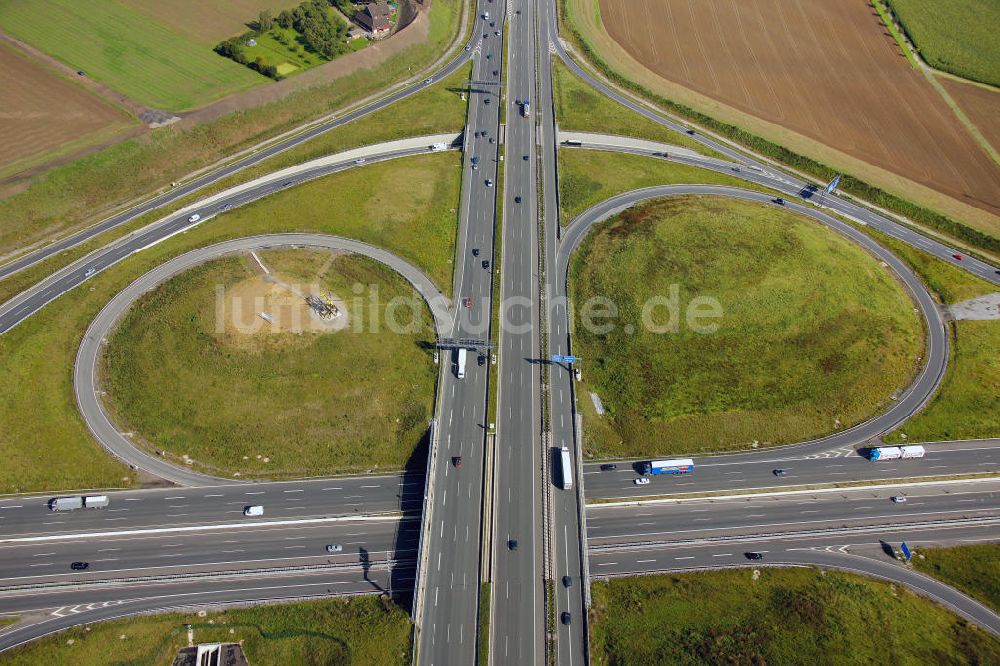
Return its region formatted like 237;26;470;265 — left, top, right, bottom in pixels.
83;495;110;509
430;142;448;152
559;446;573;491
866;445;926;461
457;348;467;379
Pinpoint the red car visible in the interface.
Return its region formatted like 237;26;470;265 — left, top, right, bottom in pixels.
462;297;473;308
453;456;463;468
953;254;963;261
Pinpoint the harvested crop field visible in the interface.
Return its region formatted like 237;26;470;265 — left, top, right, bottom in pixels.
0;43;133;177
596;0;1000;230
943;78;1000;158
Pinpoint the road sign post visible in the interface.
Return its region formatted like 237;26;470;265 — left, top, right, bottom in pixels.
901;541;912;562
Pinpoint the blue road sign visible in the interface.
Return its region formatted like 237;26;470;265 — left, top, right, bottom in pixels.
901;541;912;561
564;356;577;364
551;355;564;363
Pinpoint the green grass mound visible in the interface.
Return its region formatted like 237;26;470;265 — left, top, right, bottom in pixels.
571;196;923;457
102;249;436;478
3;596;411;665
913;543;1000;612
590;569;1000;665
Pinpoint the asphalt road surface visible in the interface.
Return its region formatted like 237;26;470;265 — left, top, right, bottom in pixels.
583;440;1000;500
414;2;503;663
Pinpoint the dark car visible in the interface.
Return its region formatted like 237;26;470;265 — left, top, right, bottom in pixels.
686;129;696;135
472;247;480;256
453;456;462;468
562;575;573;587
773;468;786;476
523;154;529;160
773;197;785;205
70;561;89;570
482;260;490;269
745;552;764;560
478;354;486;366
484;97;491;104
493;70;499;76
514;196;522;203
600;463;617;471
561;612;572;625
508;538;518;551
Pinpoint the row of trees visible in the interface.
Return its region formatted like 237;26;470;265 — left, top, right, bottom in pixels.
215;1;352;80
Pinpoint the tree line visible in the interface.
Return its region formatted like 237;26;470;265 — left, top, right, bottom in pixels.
215;0;354;80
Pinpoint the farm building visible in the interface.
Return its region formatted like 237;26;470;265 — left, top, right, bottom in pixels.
355;1;394;38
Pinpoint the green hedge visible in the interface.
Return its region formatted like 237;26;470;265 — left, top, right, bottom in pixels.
557;0;1000;255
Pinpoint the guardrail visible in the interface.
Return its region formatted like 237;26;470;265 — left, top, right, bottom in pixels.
411;413;440;635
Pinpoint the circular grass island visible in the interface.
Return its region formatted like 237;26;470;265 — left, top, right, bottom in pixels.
101;249;437;478
570;196;925;458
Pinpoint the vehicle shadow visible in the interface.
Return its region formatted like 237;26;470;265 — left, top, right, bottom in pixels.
383;427;428;612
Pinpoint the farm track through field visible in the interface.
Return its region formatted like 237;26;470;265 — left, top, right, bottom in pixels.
596;0;1000;234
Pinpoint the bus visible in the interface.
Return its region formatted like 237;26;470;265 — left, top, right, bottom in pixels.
559;446;573;490
643;458;695;475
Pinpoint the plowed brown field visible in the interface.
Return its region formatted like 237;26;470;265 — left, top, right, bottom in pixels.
0;42;132;176
598;0;1000;224
943;78;1000;158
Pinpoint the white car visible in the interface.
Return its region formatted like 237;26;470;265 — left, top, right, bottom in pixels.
84;268;96;277
326;544;343;553
891;496;907;503
355;158;366;165
634;478;650;486
187;213;201;223
243;505;264;516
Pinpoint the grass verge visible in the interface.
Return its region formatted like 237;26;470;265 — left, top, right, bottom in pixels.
885;320;1000;443
102;250;436;478
0;0;463;260
551;59;715;157
478;582;492;664
0;153;460;493
557;0;1000;256
2;595;412;665
570;196;923;459
912;543;1000;613
558;148;775;225
589;569;1000;665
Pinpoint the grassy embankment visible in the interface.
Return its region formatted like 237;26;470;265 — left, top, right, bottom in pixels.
2;596;411;666
0;0;263;110
885;0;1000;87
571;196;923;459
0;153;460;493
103;250;436;478
557;148;775;225
589;569;1000;665
551;59;715;157
857;226;1000;444
0;59;472;308
557;0;1000;256
0;0;463;259
912;543;1000;612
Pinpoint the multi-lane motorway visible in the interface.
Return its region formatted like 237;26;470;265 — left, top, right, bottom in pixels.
2;0;999;658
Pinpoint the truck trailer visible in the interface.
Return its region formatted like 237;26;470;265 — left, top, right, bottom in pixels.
83;495;110;509
866;445;925;461
559;446;573;491
48;496;84;511
643;458;695;475
457;348;467;379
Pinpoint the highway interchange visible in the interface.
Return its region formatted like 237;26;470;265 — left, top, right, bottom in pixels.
1;0;999;660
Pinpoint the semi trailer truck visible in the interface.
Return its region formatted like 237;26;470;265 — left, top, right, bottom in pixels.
866;445;925;461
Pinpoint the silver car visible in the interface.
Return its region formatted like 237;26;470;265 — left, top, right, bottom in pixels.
326;544;343;553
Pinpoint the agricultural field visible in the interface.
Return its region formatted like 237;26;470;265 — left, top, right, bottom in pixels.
125;0;300;45
943;78;1000;156
0;153;460;493
912;543;1000;613
0;42;134;179
0;0;266;111
582;0;1000;236
570;196;924;458
885;0;1000;87
103;250;436;478
2;596;412;665
589;569;1000;665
